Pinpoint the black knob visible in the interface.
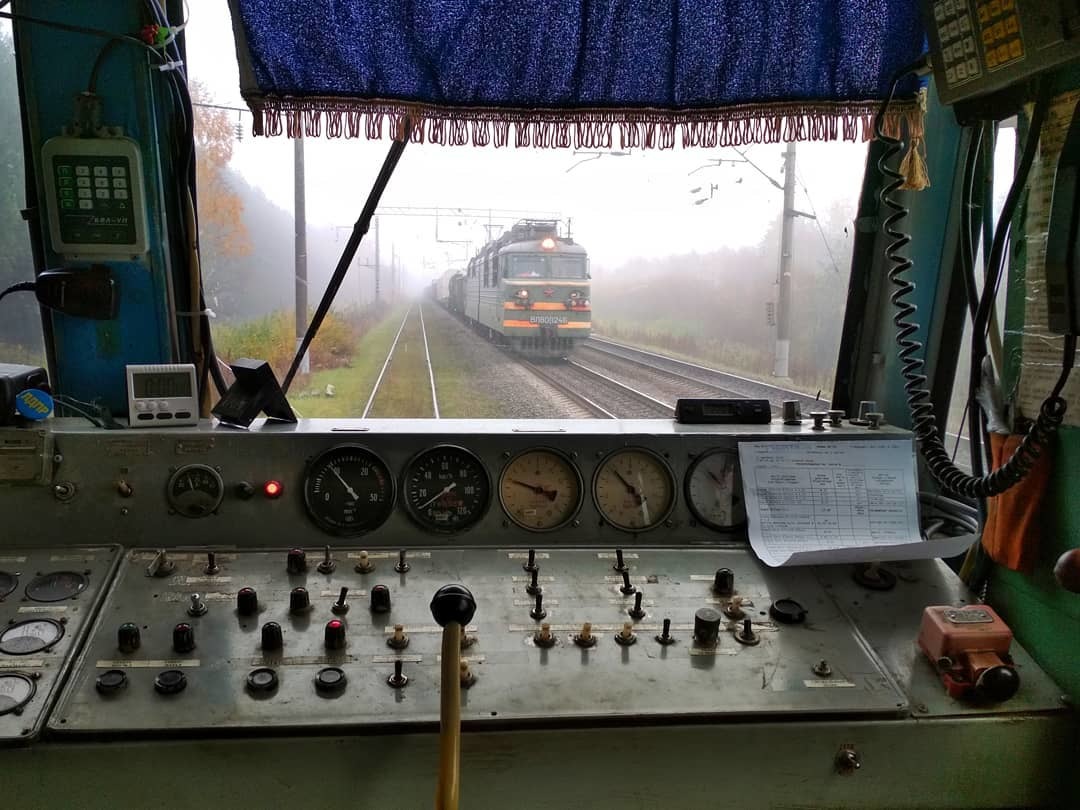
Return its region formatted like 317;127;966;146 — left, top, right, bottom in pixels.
769;598;807;624
628;591;646;620
237;587;259;616
324;619;347;650
430;584;477;627
172;622;196;654
154;669;187;695
258;621;282;651
117;622;141;653
693;607;722;646
235;481;256;500
289;586;311;613
975;665;1020;702
370;584;392;614
712;568;734;596
286;548;307;575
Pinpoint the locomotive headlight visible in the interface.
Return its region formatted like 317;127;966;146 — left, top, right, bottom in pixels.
569;291;580;299
516;289;529;299
540;237;556;250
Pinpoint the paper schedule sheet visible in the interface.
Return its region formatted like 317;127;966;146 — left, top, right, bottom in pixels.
737;439;970;567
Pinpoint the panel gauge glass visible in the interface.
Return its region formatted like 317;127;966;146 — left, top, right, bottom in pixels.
0;618;65;655
593;448;676;532
25;571;87;602
303;445;395;535
0;571;17;599
499;449;583;532
0;673;36;716
685;449;746;531
403;446;490;533
166;464;225;518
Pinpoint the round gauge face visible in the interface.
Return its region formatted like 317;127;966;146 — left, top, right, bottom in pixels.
304;446;395;535
685;449;746;531
403;446;490;533
0;618;65;655
0;571;17;599
167;464;225;518
0;673;36;716
25;571;87;602
593;448;676;532
499;449;583;532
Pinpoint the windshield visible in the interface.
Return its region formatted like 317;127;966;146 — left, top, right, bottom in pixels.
185;0;867;420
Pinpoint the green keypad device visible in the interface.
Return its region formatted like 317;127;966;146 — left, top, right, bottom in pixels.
53;156;136;246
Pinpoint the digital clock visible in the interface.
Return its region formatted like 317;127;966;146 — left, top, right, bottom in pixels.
125;363;198;427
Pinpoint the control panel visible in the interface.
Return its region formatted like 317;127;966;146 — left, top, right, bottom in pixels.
51;545;907;736
0;546;119;744
41;136;150;259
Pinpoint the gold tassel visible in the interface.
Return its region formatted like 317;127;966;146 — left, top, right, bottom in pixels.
898;89;931;190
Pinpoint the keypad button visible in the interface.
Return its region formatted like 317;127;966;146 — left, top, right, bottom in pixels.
76;177;90;187
944;0;956;15
934;2;946;22
93;166;108;177
967;58;980;75
60;188;74;199
77;188;91;199
60;199;75;210
57;166;72;177
947;20;959;38
78;200;93;210
1008;39;1023;58
1004;15;1018;34
95;188;110;199
112;177;127;188
964;36;977;54
114;189;129;200
988;0;1001;15
137;413;154;421
959;15;971;32
111;166;127;177
956;62;969;80
59;176;73;187
946;66;957;83
75;166;90;176
94;177;109;188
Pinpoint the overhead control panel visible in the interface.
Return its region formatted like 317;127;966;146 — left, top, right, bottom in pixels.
0;546;119;745
51;545;907;737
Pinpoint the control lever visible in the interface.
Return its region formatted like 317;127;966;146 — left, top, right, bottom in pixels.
430;584;477;810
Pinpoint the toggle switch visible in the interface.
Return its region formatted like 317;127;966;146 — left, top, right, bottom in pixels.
187;593;207;617
459;659;476;688
286;548;307;575
395;549;410;573
533;622;556;648
236;587;259;616
370;584;391;613
117;622;141;653
387;623;410;650
530;592;546;620
734;617;760;645
147;548;175;578
612;548;627;572
354;550;375;574
289;586;311;614
620;569;636;595
204;552;220;575
317;545;336;574
655;618;675;645
574;622;596;648
628;591;646;620
523;548;537;573
693;607;722;646
723;596;745;620
172;622;196;654
615;621;637;646
387;658;408;689
331;586;350;615
525;567;542;596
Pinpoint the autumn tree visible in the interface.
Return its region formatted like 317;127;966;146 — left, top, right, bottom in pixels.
190;81;251;313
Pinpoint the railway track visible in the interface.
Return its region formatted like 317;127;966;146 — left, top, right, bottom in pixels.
584;335;827;414
513;354;674;419
362;304;440;418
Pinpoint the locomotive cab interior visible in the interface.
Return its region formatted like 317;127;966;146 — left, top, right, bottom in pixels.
0;1;1079;808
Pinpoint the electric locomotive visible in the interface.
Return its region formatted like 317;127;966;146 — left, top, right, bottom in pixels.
441;220;590;357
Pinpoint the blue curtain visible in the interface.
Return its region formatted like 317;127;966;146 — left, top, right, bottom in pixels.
228;1;925;147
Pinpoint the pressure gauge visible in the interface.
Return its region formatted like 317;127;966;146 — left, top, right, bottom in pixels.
499;448;583;532
303;446;395;535
0;673;36;716
593;448;676;532
402;446;490;533
167;464;225;518
0;618;65;655
685;449;746;531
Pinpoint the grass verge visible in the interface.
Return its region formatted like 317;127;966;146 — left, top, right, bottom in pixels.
423;305;502;418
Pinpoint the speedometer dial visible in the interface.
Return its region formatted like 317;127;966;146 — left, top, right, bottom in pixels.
593;448;675;532
499;449;582;532
685;449;745;530
303;446;395;535
403;446;490;533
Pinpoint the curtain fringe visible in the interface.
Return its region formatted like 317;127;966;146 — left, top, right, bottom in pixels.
249;97;923;150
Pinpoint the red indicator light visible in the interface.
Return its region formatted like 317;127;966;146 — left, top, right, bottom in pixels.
263;480;283;499
329;620;342;629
